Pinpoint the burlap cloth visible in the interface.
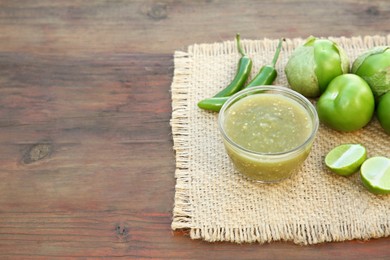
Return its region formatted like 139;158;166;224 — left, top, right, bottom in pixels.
170;35;390;245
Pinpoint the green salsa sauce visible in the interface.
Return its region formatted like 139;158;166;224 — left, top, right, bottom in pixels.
224;94;312;153
222;93;314;182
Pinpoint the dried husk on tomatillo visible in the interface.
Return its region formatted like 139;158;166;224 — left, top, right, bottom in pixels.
285;36;349;98
352;46;390;99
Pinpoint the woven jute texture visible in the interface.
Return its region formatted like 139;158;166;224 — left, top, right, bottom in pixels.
170;35;390;245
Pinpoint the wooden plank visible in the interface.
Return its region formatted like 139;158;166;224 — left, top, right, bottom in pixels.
0;211;389;258
0;52;174;212
0;0;388;54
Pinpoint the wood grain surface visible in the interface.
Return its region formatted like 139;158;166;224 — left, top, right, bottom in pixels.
0;0;389;259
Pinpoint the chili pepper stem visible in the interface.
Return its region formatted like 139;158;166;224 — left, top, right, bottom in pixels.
271;38;285;67
236;33;246;56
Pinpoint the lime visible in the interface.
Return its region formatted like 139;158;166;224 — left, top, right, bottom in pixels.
325;144;367;176
360;156;390;194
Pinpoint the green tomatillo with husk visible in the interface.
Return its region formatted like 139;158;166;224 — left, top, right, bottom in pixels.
351;46;390;99
285;36;350;98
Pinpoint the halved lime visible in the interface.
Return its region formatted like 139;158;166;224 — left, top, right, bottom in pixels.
325;144;367;176
360;156;390;194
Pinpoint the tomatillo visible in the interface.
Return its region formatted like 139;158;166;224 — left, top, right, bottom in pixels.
316;74;375;132
377;91;390;135
352;46;390;99
285;36;349;98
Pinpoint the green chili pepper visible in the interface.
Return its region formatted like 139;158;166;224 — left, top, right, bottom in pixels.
213;34;252;97
198;38;284;112
246;38;284;88
197;96;228;112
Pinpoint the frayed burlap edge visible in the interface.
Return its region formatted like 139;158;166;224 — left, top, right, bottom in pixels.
171;51;193;230
189;223;390;245
170;35;390;245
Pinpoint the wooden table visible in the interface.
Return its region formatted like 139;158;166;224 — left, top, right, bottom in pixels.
0;1;389;259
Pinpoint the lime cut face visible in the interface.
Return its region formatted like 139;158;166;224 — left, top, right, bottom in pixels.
325;144;367;176
360;156;390;194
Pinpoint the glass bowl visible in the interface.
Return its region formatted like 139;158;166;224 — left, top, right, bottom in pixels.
218;85;319;183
